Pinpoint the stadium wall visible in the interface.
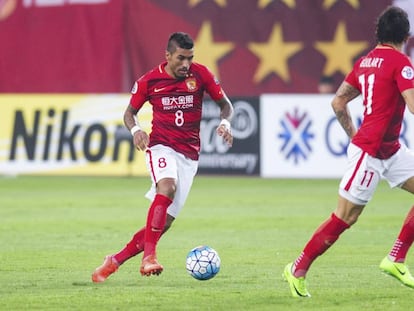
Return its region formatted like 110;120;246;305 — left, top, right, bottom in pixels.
3;94;414;178
0;94;260;176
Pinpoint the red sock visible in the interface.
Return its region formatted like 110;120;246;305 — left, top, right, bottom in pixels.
113;227;145;265
143;194;172;258
389;206;414;263
293;213;350;277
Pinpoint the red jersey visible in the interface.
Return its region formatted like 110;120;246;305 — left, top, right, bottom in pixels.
345;46;414;159
129;62;225;160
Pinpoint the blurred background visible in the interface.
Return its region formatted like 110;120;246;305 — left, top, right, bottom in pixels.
1;0;413;177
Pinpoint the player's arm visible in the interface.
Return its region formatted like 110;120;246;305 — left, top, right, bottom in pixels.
124;104;149;151
202;63;234;146
331;81;359;139
215;94;234;147
216;94;234;121
402;88;414;114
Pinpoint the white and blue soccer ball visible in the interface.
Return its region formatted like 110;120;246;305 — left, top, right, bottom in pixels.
186;245;221;280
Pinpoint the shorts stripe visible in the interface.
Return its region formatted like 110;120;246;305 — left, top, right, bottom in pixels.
146;149;157;183
344;150;366;191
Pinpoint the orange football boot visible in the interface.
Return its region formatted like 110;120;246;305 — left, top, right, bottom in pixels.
140;255;163;276
92;255;119;283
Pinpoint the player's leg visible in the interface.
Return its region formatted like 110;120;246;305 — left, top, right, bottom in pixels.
92;216;176;283
380;146;414;287
140;180;173;276
140;146;197;276
114;219;175;266
92;145;176;281
385;191;414;266
380;196;414;287
140;152;178;276
140;146;177;276
113;228;145;265
284;143;379;297
390;153;414;265
284;200;363;297
293;204;354;274
379;203;414;288
93;145;196;280
141;151;198;275
284;200;354;297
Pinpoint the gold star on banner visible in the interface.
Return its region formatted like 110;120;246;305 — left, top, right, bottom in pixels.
248;23;303;83
258;0;296;9
314;21;368;76
322;0;360;9
188;0;227;7
193;21;234;78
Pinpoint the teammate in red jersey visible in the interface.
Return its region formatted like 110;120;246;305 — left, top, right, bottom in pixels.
284;6;414;297
92;32;233;282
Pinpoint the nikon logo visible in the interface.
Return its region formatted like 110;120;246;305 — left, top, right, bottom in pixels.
9;109;134;162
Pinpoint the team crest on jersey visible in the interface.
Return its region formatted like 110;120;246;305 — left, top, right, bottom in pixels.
185;78;197;92
131;81;138;94
401;66;414;80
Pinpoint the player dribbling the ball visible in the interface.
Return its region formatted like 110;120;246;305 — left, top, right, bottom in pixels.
92;32;233;282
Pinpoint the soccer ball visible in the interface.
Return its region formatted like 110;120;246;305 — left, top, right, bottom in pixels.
186;245;221;280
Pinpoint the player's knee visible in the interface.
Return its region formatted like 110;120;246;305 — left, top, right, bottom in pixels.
157;179;176;200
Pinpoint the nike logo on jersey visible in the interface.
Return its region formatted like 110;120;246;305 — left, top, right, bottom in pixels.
154;87;166;93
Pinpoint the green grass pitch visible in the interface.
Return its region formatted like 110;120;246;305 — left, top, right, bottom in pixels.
1;175;413;310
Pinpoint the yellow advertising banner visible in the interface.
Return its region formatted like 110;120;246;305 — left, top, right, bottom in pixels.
0;94;151;176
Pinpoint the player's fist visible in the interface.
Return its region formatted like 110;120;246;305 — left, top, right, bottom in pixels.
216;124;233;147
133;130;149;151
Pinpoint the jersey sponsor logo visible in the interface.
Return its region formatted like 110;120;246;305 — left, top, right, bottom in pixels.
161;95;194;110
185;78;197;92
278;108;315;164
131;82;138;94
401;66;414;80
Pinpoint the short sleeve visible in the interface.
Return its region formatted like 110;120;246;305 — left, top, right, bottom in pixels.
129;79;148;110
395;56;414;93
200;65;225;101
345;59;361;91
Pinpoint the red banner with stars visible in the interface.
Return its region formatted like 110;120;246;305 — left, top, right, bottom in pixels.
0;0;398;95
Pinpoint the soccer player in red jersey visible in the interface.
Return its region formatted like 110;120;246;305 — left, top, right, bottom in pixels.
92;32;233;282
284;6;414;297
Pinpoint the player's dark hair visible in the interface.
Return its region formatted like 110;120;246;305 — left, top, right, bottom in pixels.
167;32;194;53
376;6;410;44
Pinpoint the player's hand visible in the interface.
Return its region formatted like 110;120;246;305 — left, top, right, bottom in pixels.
216;124;233;147
132;130;149;151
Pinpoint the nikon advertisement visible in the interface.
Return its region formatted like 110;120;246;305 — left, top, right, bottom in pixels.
0;95;150;176
0;95;260;176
